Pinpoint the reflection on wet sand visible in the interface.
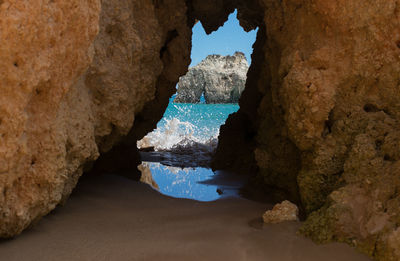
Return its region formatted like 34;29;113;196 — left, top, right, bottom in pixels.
138;162;221;201
138;161;247;202
138;163;160;190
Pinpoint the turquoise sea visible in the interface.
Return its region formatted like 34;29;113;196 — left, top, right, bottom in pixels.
138;95;240;201
138;95;239;151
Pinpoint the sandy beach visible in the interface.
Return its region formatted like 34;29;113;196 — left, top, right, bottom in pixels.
0;173;371;261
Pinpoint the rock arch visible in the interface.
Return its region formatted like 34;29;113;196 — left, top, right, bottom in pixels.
0;1;399;260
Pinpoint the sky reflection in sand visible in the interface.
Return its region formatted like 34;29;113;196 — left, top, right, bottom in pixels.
141;162;221;202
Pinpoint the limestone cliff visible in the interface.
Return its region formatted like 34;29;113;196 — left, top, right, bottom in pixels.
174;52;248;103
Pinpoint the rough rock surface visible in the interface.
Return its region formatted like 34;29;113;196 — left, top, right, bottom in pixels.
0;0;191;237
174;52;249;103
212;1;400;260
263;200;299;224
0;0;101;238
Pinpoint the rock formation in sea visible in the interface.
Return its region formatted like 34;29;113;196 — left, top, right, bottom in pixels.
0;0;399;260
174;52;249;103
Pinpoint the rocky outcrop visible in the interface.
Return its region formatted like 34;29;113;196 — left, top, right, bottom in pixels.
0;0;191;238
174;52;248;103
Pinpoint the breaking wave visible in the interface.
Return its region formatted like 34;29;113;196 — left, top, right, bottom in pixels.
137;102;239;168
137;117;219;156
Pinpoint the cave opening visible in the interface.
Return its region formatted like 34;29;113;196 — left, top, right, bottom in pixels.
137;10;258;201
1;0;397;258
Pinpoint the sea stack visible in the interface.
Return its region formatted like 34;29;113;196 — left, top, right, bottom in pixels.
174;52;249;104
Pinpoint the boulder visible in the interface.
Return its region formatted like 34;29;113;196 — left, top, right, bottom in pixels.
262;201;299;224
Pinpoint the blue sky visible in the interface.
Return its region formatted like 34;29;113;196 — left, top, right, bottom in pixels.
190;10;258;67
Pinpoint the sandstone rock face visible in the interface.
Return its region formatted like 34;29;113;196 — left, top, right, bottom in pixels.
0;0;191;237
174;52;249;103
213;1;400;260
263;201;299;224
0;0;101;238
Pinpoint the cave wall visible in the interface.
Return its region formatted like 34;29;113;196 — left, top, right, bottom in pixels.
263;1;400;260
0;0;191;237
215;1;400;260
0;0;101;237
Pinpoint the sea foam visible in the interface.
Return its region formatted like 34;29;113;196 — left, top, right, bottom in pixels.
137;101;239;161
137;117;218;155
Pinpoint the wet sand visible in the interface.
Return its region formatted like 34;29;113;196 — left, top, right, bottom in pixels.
0;174;371;261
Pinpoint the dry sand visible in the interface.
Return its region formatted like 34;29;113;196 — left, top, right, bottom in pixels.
0;174;371;261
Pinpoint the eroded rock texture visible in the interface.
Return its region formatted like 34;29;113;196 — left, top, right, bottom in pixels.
0;0;101;238
262;200;299;224
0;0;191;237
213;1;400;260
174;52;248;103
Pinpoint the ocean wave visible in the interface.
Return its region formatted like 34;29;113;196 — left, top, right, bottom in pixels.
137;117;219;155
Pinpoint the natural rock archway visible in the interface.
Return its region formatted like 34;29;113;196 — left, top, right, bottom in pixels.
0;1;399;260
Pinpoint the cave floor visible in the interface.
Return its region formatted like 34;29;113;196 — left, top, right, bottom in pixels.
0;174;371;261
